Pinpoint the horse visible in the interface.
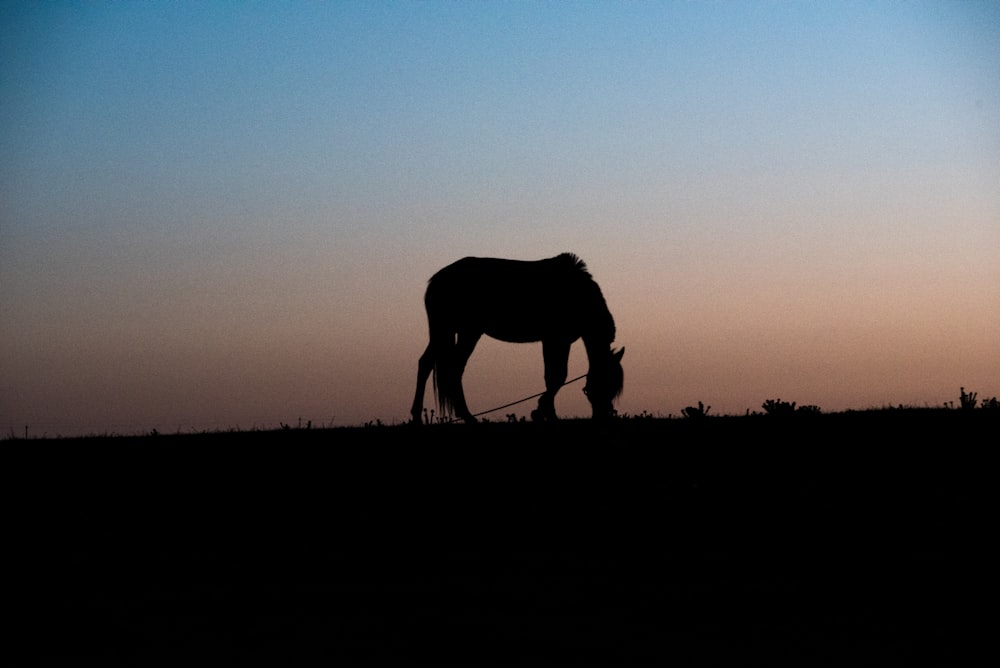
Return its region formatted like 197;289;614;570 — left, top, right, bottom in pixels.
410;253;624;424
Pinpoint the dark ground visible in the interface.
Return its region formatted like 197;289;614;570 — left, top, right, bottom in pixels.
8;410;995;665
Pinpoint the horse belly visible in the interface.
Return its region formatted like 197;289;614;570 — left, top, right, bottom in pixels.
484;326;545;344
481;307;575;344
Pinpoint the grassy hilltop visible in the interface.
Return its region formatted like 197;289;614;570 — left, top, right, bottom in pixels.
10;407;994;665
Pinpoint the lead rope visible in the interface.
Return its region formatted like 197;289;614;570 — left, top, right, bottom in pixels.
442;373;588;423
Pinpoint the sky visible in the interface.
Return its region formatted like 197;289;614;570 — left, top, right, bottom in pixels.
2;1;998;436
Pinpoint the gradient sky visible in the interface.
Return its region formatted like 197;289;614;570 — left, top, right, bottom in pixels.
2;2;998;436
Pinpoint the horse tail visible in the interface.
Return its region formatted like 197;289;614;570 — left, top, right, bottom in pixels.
424;284;459;419
430;328;458;419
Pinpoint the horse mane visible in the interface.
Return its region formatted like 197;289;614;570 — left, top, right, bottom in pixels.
551;253;616;344
553;252;590;276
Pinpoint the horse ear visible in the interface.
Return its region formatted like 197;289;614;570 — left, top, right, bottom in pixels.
613;347;624;362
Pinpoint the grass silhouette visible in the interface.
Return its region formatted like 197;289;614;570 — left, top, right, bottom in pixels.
9;401;993;665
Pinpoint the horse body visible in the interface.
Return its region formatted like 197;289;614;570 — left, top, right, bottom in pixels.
411;253;623;424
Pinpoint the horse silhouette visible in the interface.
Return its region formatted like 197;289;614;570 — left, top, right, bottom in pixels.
411;253;624;424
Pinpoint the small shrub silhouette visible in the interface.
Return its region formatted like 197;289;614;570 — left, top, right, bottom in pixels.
960;387;978;410
761;398;797;416
761;399;822;416
681;402;711;419
957;388;998;411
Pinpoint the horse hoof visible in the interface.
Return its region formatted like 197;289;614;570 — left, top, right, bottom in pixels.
531;409;556;422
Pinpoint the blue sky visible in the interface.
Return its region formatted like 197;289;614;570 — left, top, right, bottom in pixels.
2;2;998;435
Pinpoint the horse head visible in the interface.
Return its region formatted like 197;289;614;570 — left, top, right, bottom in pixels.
584;346;624;419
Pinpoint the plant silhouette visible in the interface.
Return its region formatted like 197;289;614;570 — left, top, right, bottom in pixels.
682;401;711;419
960;387;978;410
761;398;797;416
410;253;624;424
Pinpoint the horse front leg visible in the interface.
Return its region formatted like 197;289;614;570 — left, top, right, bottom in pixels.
532;339;570;421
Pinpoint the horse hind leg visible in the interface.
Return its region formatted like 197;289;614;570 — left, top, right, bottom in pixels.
411;343;435;424
449;331;482;423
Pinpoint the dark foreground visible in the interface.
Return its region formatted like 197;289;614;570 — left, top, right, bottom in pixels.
9;410;995;665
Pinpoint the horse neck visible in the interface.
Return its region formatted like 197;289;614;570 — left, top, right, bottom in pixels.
580;296;615;360
582;332;612;365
